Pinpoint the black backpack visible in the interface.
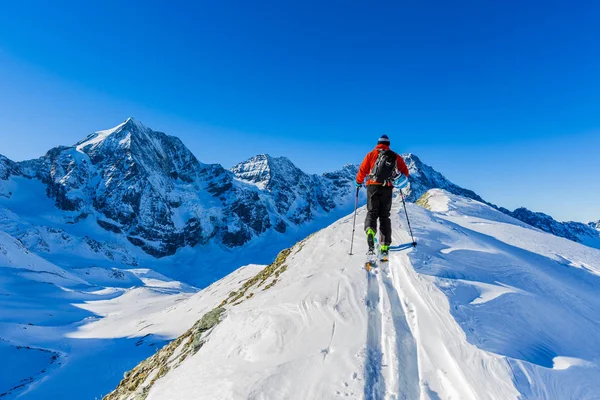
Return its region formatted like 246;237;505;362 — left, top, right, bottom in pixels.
369;149;397;184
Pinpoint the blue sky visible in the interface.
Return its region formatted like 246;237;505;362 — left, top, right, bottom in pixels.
0;1;598;222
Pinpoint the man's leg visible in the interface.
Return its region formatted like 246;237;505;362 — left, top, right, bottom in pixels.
379;186;394;246
365;185;380;250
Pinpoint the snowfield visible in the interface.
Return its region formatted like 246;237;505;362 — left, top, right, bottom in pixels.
0;224;262;399
104;189;600;400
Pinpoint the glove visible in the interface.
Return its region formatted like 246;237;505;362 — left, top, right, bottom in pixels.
354;181;362;188
394;175;409;189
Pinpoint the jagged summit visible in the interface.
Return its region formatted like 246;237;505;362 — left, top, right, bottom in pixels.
231;154;303;190
71;118;206;187
75;117;140;152
73;117;198;168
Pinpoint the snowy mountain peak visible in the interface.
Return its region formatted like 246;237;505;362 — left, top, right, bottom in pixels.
75;117;152;154
72;118;204;179
230;153;303;190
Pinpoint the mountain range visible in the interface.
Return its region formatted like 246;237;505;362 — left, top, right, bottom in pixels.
1;118;598;265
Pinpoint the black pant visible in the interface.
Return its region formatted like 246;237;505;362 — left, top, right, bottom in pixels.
365;185;393;245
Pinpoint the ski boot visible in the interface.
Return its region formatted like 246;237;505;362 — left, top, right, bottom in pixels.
366;228;376;253
365;228;377;271
380;245;389;262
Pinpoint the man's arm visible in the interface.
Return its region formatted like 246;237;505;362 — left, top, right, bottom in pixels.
356;151;374;184
396;154;409;177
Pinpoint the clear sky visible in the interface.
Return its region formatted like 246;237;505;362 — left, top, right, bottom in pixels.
0;1;598;222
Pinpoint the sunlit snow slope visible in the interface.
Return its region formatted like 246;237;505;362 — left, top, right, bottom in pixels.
107;189;600;400
0;224;262;400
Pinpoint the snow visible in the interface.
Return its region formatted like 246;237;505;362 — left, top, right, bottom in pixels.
2;117;599;399
2;179;599;398
553;356;593;371
0;230;86;286
121;188;600;400
75;120;129;153
460;280;523;305
0;221;261;399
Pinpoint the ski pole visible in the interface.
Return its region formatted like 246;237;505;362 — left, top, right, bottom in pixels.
399;189;417;247
349;187;360;255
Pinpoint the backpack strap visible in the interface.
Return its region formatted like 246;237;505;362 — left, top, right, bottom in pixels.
367;149;384;181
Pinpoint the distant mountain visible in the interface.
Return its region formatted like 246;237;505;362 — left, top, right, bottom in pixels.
507;208;591;242
1;119;357;258
231;154;357;224
1;118;598;263
493;207;600;248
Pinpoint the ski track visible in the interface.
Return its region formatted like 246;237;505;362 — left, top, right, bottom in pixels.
364;269;385;399
381;260;420;400
363;250;420;400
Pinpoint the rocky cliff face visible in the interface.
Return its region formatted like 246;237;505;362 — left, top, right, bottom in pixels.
231;155;358;226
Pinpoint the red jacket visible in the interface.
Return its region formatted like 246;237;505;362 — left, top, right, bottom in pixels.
356;144;410;186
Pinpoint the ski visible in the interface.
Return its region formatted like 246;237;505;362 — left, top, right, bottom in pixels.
365;250;377;272
365;259;377;272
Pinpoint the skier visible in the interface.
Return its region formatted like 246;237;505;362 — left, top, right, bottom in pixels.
355;134;410;260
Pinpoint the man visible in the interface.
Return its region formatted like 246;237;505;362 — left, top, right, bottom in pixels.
355;134;410;259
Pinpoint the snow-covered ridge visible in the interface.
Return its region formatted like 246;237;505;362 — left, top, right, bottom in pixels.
75;117;133;153
105;189;600;399
0;155;20;181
